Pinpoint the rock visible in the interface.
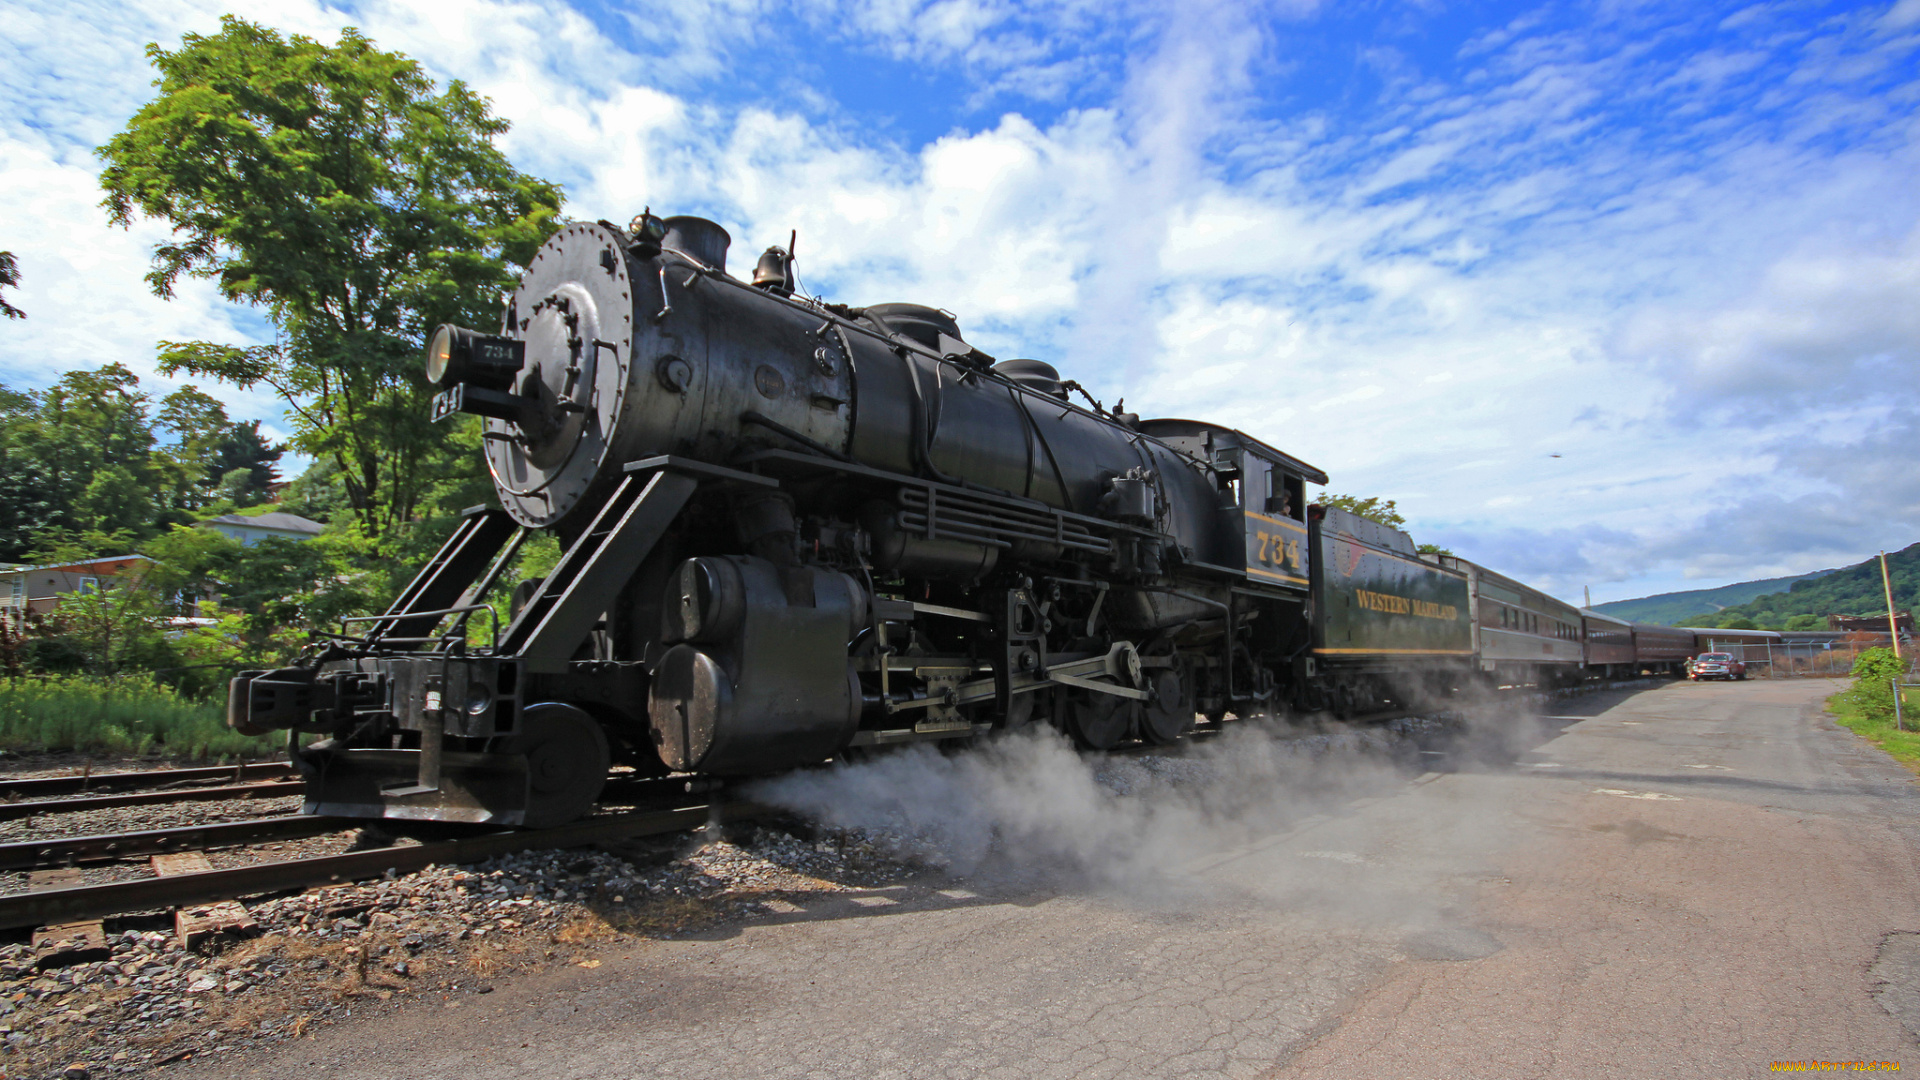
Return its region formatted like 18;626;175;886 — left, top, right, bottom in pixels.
63;1064;89;1079
185;976;218;993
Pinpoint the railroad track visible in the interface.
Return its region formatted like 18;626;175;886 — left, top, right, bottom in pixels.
0;814;352;872
0;764;723;823
0;762;293;798
0;780;306;822
0;763;302;822
0;772;719;875
0;801;756;931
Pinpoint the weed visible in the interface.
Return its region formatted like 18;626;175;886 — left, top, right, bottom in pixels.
0;673;277;760
1829;688;1920;774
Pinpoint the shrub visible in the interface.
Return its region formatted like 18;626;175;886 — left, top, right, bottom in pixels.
1843;647;1910;724
0;674;278;760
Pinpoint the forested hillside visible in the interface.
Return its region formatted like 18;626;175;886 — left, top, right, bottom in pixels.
1593;571;1832;625
1674;543;1919;630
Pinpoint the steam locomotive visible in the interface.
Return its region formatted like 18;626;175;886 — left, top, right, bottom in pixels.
228;214;1680;828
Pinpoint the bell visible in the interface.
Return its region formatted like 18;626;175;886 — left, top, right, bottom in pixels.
752;246;792;295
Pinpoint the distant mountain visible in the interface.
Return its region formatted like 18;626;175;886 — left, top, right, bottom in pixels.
1595;571;1837;625
1702;542;1919;630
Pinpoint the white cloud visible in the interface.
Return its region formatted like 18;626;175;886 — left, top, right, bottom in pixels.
2;0;1917;604
1615;223;1920;412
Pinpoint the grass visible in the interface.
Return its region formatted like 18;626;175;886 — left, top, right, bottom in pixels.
1828;686;1920;774
0;674;279;761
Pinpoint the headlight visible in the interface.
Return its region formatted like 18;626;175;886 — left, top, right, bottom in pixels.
424;325;524;391
427;325;455;384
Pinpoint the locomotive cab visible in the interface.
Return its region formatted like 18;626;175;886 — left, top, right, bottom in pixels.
1136;420;1318;590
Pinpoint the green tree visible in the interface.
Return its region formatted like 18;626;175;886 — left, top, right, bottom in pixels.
1320;494;1406;529
98;17;562;542
0;386;56;558
207;421;281;505
32;365;157;508
32;566;172;677
1718;616;1758;630
0;252;22;320
0;365;162;549
152;388;282;512
75;464;153;536
1785;614;1822;631
142;522;384;669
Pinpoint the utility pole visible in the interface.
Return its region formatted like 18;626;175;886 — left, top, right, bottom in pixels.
1584;586;1592;609
1881;550;1902;662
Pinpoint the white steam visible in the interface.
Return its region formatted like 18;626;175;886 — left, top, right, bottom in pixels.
746;718;1445;899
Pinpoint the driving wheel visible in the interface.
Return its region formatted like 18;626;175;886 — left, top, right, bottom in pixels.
1139;668;1193;745
1064;689;1135;751
505;703;611;828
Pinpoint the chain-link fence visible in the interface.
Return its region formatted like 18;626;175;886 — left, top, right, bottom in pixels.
1756;634;1915;678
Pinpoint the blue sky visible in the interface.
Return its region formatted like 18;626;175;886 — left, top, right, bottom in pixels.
2;0;1918;604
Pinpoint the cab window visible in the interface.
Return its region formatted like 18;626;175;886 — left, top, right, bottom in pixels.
1266;472;1303;521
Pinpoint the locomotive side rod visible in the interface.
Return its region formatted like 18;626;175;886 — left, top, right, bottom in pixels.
875;645;1152;716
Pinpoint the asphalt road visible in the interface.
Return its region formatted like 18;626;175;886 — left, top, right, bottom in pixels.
192;679;1920;1079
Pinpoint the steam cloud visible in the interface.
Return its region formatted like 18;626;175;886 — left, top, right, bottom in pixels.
747;717;1459;899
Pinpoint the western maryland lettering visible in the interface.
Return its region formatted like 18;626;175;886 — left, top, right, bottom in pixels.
1355;588;1458;621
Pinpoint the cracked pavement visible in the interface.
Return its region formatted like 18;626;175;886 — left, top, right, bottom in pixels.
186;680;1920;1079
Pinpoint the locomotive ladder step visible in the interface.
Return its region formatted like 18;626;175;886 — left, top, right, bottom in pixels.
366;505;519;645
496;456;776;672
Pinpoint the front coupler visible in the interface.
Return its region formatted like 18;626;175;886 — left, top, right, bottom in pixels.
231;653;534;823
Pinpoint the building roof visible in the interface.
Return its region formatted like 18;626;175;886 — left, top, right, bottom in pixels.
200;512;326;536
1686;626;1783;641
0;555;150;576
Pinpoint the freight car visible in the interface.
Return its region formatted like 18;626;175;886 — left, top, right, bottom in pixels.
227;213;1684;828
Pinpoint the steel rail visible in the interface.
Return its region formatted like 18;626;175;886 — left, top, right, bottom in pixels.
0;780;305;822
0;801;758;931
0;762;293;799
0;814;354;872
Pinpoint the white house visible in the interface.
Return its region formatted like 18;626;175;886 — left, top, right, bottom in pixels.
198;512;326;546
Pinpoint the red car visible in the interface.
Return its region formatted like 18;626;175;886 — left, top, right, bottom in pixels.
1688;652;1747;681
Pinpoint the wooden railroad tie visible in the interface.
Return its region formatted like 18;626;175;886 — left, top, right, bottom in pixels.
151;852;258;948
28;868;110;968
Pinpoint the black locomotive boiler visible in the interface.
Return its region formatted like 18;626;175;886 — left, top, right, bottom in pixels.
228;213;1494;827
